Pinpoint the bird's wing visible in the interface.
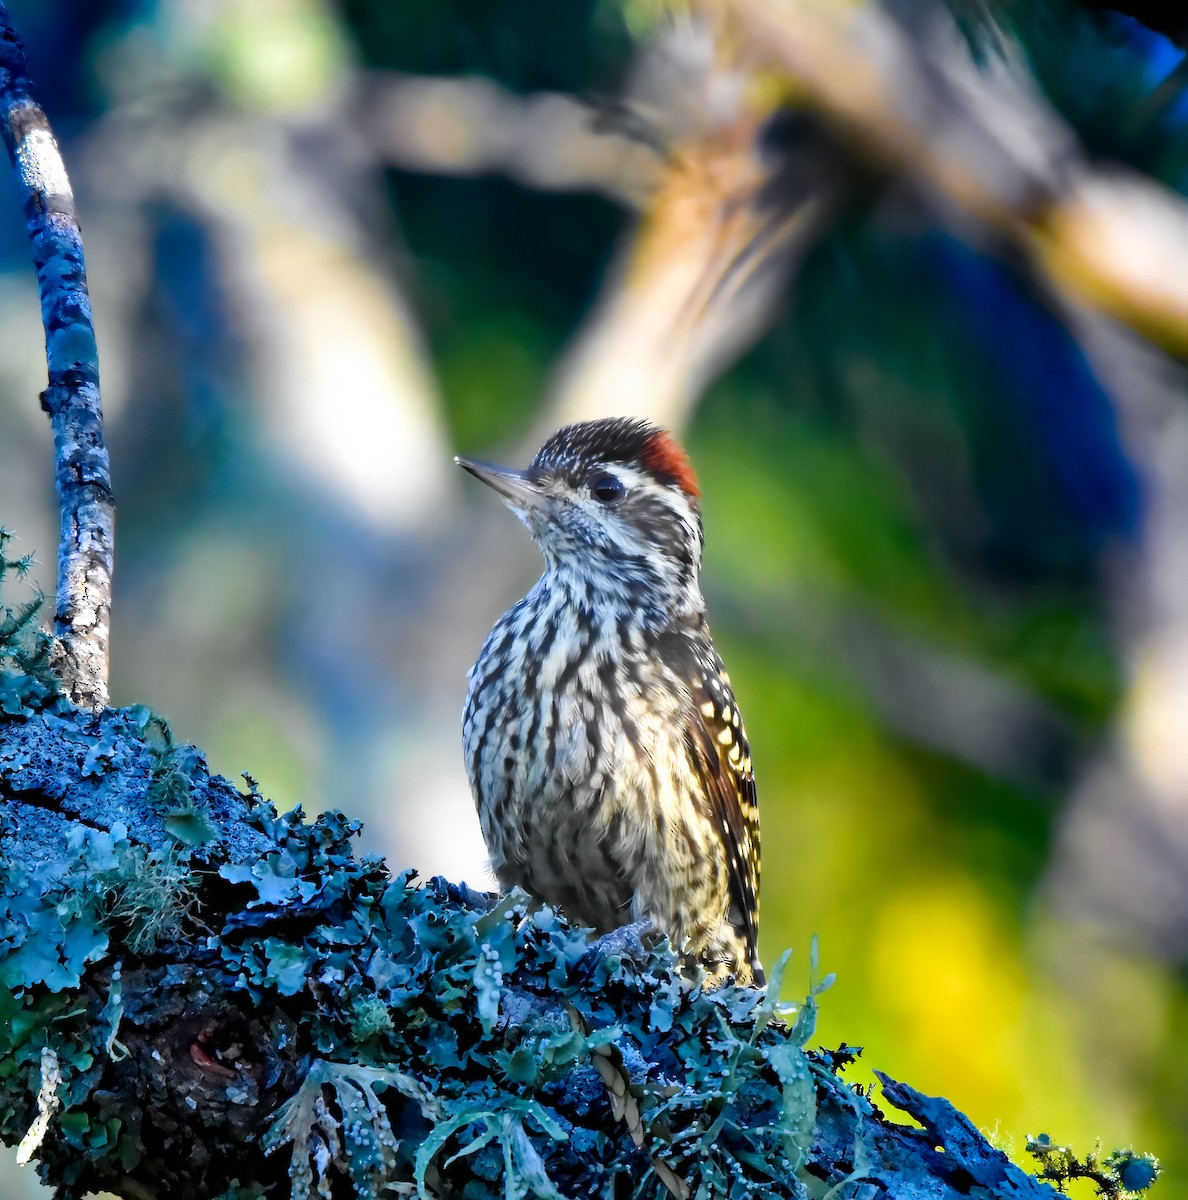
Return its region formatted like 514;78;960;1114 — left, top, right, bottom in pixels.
683;638;762;983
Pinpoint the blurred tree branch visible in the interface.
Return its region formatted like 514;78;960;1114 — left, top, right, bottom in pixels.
710;0;1188;354
361;27;842;438
363;0;1188;441
360;71;660;205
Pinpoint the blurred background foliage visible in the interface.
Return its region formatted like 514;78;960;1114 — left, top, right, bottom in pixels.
2;0;1188;1195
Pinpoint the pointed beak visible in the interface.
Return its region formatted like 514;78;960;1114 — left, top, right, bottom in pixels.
455;456;544;509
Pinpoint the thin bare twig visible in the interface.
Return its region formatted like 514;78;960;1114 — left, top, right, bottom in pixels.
0;3;113;710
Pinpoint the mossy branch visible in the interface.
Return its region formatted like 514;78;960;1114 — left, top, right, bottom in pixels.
0;617;1159;1200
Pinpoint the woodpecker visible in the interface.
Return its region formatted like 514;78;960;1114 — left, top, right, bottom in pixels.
457;418;762;986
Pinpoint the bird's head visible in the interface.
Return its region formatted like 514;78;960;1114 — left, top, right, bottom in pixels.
456;417;705;613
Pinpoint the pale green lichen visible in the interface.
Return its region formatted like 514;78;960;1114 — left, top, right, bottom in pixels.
262;1061;437;1200
100;843;201;954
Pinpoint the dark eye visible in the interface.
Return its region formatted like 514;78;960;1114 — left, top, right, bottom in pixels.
590;472;626;505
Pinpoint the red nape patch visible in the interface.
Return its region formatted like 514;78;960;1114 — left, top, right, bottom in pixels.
641;430;700;498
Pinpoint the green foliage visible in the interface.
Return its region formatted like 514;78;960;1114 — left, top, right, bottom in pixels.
139;708;220;845
0;528;58;713
1028;1134;1161;1198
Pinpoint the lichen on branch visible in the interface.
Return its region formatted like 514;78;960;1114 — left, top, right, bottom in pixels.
0;4;114;710
0;669;832;1198
0;610;1159;1200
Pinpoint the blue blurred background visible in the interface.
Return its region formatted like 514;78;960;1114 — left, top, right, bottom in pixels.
2;0;1187;1195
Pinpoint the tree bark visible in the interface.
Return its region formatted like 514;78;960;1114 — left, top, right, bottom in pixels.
0;686;1076;1200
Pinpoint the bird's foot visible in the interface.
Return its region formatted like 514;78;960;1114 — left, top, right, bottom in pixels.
581;919;660;967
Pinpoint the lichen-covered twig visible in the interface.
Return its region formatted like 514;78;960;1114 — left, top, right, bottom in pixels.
0;3;113;710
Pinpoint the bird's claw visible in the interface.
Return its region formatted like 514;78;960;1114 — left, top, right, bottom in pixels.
583;919;658;964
